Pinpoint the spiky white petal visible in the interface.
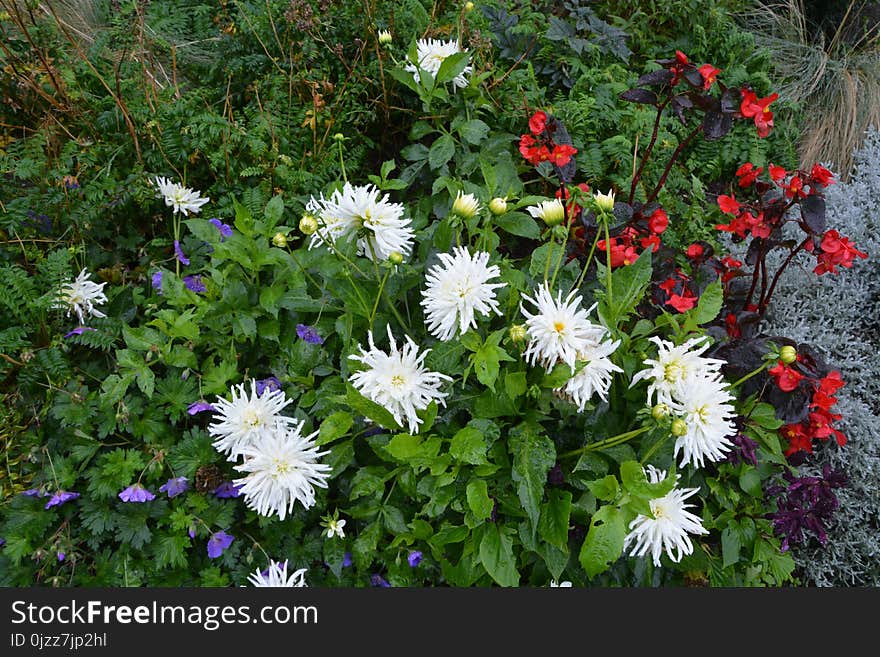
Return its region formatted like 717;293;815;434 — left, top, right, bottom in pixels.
54;268;108;325
557;338;623;411
630;336;726;406
246;560;308;587
153;176;209;216
208;380;298;461
668;375;737;469
348;326;452;434
306;183;414;262
405;39;472;89
520;283;607;373
451;191;481;219
233;421;331;519
623;465;708;567
420;247;506;341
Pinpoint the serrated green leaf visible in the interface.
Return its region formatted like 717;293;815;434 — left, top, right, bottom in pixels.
538;489;572;551
450;427;488;465
597;248;652;328
586;475;619;501
345;384;401;432
510;423;556;536
578;504;625;578
620;460;675;500
317;411;353;446
429;134;456;170
494;212;541;239
479;524;519;586
458;119;489;145
466;479;494;521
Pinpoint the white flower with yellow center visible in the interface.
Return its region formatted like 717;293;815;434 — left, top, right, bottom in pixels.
520;283;607;373
623;465;708;567
306;183;413;262
420;247;506;341
209;380;298;461
153;176;209;215
668;375;737;469
525;198;565;226
349;326;452;434
405;38;472;89
54;268;108;325
557;337;623;411
630;336;725;406
233;420;331;519
247;560;308;587
325;517;346;539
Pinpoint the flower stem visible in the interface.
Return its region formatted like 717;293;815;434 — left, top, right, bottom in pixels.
370;268;390;331
544;229;556;282
559;426;651;460
730;361;771;389
602;215;613;306
571;228;602;294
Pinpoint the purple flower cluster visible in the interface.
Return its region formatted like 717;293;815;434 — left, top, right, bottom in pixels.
119;483;156;503
45;491;80;510
209;218;233;241
724;433;759;467
255;376;281;396
296;324;324;345
766;464;847;552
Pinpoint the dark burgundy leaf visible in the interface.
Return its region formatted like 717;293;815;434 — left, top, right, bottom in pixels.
690;93;719;112
745;238;764;266
721;87;740;113
702;111;731;140
800;195;826;233
619;88;658;105
674;94;693;109
670;98;687;125
636;69;674;87
683;68;704;88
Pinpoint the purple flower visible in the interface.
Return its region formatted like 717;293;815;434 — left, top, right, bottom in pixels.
22;489;48;498
342;551;353;568
209;218;233;241
118;483;156;503
151;271;163;294
174;240;190;265
183;275;206;294
213;482;243;499
187;401;216;415
547;464;565;487
57;552;66;562
45;491;79;509
407;550;423;568
296;324;324;345
370;574;391;587
207;530;234;558
255;376;281;396
159;477;189;498
188;526;196;539
725;434;759;467
767;465;847;551
0;537;5;547
64;326;97;339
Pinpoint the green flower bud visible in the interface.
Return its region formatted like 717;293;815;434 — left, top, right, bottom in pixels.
593;189;616;213
378;30;392;45
465;1;475;11
671;418;688;437
652;404;670;420
272;231;288;248
299;214;319;235
488;197;508;215
509;324;527;343
780;345;797;365
332;132;345;142
388;251;404;266
452;191;481;220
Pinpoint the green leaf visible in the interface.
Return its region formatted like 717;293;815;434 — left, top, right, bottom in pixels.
317;412;353;446
738;468;762;497
264;195;284;229
384;434;435;462
472;341;514;391
510;423;556;535
345;384;401;432
466;479;494;521
722;526;741;569
450;426;488;465
620;460;676;500
538;489;572;551
586;475;619;501
691;278;723;325
154;534;189;570
541;362;573;388
434;51;470;85
597;248;652;328
504;371;528;399
429;134;456;170
494;212;541;239
458;119;489;145
353;521;383;571
479;524;520;586
578;504;625;578
749;402;784;430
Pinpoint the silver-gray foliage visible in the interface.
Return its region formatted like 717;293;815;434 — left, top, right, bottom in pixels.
760;127;880;586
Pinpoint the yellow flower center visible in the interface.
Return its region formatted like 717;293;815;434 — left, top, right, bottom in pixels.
663;360;683;382
391;374;406;387
242;409;261;428
553;321;566;333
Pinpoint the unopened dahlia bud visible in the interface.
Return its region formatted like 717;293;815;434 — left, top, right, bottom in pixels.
779;345;797;365
378;30;392;45
299;214;318;235
652;403;670;420
593;189;615;213
509;324;527;343
388;251;404;266
671;418;688;437
332;132;345;142
272;232;288;248
489;197;508;215
452;191;480;220
465;1;475;11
